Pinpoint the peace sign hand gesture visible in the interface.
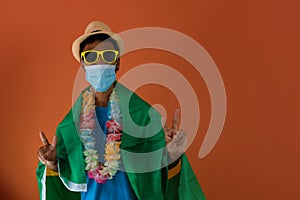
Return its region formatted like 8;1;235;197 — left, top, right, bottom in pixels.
162;109;187;161
37;131;58;171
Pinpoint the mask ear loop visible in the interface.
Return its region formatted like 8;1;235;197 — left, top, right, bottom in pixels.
80;52;87;70
80;59;86;71
115;57;120;72
81;65;86;71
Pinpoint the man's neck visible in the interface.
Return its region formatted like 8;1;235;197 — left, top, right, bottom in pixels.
94;84;114;107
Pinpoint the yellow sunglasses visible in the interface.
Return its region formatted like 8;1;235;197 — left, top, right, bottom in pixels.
81;50;119;64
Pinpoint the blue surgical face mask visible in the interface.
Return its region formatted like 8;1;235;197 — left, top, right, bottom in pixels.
85;64;116;92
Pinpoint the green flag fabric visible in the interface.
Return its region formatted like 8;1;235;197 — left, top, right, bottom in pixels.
36;82;206;200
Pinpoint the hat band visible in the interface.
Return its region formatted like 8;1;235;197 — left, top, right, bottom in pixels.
91;30;101;33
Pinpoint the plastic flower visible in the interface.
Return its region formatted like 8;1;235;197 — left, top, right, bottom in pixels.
79;88;122;184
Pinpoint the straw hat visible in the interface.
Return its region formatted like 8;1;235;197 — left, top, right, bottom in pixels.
72;21;124;62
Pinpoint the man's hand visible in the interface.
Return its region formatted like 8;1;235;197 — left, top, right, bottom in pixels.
162;109;180;144
37;131;58;171
162;109;187;161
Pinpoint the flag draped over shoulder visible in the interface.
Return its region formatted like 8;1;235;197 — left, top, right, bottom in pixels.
36;82;206;200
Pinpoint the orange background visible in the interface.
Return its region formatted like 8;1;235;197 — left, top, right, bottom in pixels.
0;0;299;199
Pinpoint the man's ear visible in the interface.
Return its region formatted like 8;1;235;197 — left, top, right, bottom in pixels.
115;58;120;72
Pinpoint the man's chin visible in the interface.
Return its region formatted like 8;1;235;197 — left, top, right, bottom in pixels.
92;84;114;93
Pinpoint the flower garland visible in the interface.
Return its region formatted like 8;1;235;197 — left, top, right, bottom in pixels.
79;86;122;184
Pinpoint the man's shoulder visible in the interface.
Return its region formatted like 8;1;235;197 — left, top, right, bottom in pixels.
116;82;151;109
55;108;81;144
57;109;74;128
116;82;162;129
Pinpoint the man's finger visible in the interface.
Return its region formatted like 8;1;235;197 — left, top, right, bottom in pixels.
39;131;49;146
161;117;166;127
167;130;174;137
171;109;180;130
161;117;169;130
51;135;58;148
38;147;48;164
37;153;46;165
38;156;46;165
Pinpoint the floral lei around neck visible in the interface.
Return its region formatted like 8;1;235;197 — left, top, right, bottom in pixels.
79;86;122;184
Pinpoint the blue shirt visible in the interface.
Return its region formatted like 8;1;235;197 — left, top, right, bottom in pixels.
81;106;137;200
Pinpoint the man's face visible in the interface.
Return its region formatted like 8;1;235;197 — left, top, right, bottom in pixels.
81;40;119;66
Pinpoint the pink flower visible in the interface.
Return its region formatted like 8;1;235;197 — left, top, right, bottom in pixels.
80;120;95;129
106;120;122;134
107;134;122;142
80;111;95;120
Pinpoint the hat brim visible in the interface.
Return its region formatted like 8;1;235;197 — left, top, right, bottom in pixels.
72;31;124;62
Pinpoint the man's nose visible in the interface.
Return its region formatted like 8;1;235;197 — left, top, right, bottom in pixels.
96;55;106;64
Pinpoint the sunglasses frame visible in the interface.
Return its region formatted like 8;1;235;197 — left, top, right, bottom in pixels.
81;50;119;65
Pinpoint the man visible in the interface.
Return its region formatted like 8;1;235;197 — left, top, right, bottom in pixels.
36;21;205;200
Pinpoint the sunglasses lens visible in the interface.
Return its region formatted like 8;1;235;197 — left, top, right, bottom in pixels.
103;51;117;63
84;51;98;63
